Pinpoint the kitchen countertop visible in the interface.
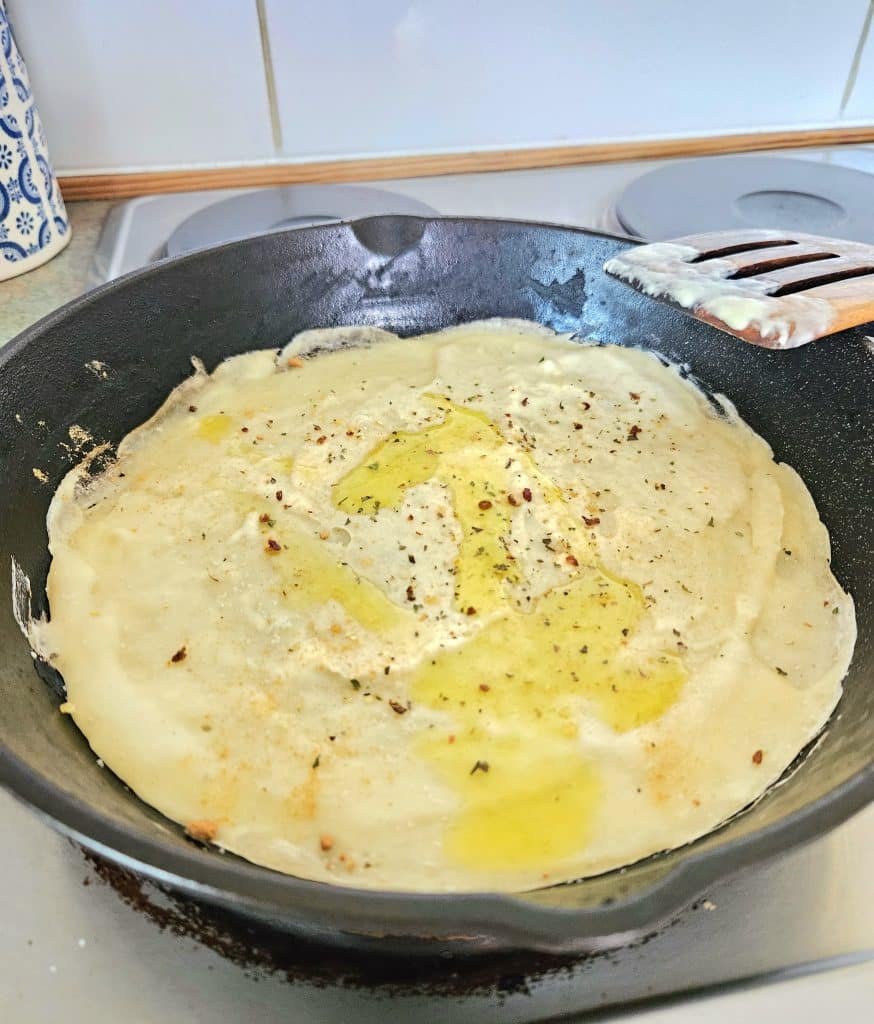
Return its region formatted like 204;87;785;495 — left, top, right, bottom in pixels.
1;200;111;347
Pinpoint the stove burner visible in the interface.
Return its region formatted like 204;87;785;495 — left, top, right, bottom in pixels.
613;156;874;242
732;189;845;232
163;185;439;259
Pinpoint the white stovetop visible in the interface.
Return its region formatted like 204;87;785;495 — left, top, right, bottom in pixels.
3;791;871;1023
4;147;873;1022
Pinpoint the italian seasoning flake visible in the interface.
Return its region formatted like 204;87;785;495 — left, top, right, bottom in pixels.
470;759;490;775
266;538;281;552
170;646;187;663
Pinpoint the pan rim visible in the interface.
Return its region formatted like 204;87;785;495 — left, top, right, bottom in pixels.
1;214;871;951
2;736;871;949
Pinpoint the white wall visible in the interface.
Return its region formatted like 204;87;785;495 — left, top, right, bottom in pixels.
6;0;874;175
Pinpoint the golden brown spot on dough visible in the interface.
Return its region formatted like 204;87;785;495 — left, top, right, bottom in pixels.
186;819;219;843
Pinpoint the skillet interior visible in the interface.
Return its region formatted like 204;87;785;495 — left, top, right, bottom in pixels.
0;216;871;955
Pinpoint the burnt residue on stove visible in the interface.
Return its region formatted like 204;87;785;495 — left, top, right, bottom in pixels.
77;845;689;996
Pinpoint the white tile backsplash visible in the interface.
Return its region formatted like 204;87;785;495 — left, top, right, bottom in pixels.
264;0;871;160
5;0;274;172
841;7;874;122
3;0;871;175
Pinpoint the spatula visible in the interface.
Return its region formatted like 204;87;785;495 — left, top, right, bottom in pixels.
603;229;874;349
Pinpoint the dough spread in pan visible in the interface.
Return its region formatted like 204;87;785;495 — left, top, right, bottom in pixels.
39;322;856;892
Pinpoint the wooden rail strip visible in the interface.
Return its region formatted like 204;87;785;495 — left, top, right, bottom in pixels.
59;125;874;201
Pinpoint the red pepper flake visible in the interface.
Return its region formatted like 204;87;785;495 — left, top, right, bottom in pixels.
389;700;408;715
448;734;456;744
521;396;529;407
522;487;533;502
507;493;520;506
566;555;579;566
583;515;601;527
275;490;283;501
752;749;763;765
320;834;334;851
316;435;327;445
573;422;583;430
287;357;304;368
629;392;640;401
170;646;187;664
478;499;493;511
266;538;281;552
259;512;270;523
466;606;477;616
479;683;491;692
628;425;642;441
406;585;416;602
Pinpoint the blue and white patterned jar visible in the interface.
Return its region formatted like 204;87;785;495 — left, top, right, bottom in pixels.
0;2;70;281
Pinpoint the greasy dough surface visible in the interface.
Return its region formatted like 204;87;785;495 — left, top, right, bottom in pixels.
40;322;856;892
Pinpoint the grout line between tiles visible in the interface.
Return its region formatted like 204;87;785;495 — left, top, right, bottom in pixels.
840;0;874;114
255;0;283;154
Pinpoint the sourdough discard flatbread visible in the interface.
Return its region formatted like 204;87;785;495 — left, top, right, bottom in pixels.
38;322;855;892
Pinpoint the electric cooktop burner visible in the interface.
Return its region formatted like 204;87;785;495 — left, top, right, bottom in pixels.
613;155;874;242
162;184;439;259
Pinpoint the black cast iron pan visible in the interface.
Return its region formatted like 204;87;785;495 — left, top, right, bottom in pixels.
0;216;871;956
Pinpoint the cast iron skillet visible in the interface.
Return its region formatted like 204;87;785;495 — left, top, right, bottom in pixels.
0;216;871;956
